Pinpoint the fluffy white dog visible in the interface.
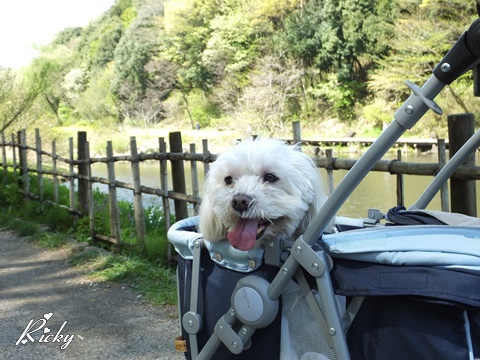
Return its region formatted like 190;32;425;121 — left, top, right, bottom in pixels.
198;138;328;251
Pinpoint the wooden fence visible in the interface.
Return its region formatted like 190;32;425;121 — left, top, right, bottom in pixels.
1;120;479;259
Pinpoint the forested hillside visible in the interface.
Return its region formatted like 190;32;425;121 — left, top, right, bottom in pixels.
0;0;478;141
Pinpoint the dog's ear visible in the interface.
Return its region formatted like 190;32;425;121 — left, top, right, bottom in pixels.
292;148;334;233
301;184;326;230
305;166;336;233
198;188;226;242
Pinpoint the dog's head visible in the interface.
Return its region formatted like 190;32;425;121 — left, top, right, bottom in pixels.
198;138;327;251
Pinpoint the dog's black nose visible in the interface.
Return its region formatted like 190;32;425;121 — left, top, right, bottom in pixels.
232;194;252;213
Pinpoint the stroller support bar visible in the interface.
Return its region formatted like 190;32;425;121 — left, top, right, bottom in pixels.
214;311;250;355
404;80;443;115
413;127;480;210
185;239;205;359
298;75;446;251
268;236;351;359
291;235;328;278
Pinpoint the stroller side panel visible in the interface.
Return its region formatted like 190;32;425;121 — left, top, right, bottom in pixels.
346;296;478;360
331;259;480;307
330;258;480;360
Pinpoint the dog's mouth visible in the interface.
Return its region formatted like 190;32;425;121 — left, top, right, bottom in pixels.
227;218;271;251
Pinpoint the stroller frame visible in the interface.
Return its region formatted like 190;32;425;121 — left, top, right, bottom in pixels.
175;11;480;360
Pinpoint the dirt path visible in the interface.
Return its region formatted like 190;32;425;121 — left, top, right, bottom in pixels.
0;230;184;360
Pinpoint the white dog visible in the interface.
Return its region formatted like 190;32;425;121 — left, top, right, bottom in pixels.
198;138;328;251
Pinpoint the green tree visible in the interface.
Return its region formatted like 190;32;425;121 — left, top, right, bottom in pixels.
90;17;124;68
277;0;397;120
0;58;59;132
112;34;149;119
161;0;278;126
162;0;217;91
367;0;478;135
112;0;164;123
74;65;119;122
237;55;305;134
0;68;15;107
5;0;478;136
52;27;83;46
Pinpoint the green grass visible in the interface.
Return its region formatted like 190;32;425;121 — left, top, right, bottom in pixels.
11;218;39;237
31;232;70;248
69;251;177;305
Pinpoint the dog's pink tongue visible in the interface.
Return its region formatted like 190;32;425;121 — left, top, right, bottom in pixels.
228;218;258;251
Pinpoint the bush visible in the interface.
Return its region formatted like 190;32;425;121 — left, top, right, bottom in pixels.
187;90;221;128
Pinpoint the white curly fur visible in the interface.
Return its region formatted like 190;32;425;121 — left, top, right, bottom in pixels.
198;138;328;250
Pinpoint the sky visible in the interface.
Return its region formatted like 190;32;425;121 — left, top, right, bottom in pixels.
0;0;116;69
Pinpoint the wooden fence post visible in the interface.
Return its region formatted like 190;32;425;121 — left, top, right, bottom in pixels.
35;129;44;200
11;133;17;177
1;132;6;185
107;141;121;248
17;131;22;170
326;149;334;195
292;121;301;145
202;139;210;180
52;139;59;204
68;138;76;215
190;143;200;215
159;137;172;260
130;136;146;251
437;139;449;212
84;141;95;244
169;131;188;221
396;150;404;206
77;131;88;214
448;113;476;216
20;129;29;200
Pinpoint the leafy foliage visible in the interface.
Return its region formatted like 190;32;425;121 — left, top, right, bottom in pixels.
2;0;479;135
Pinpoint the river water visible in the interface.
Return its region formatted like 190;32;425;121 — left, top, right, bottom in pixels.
91;152;480;219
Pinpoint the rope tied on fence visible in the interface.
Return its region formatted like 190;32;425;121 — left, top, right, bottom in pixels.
386;159;398;175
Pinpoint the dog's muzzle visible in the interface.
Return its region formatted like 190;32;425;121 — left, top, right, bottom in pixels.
228;194;270;251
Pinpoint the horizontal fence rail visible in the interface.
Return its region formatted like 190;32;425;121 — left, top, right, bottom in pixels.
1;120;478;261
314;156;480;178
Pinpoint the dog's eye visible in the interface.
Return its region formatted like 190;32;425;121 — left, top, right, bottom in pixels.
224;176;233;185
263;173;279;183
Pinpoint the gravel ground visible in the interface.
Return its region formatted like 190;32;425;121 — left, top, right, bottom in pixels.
0;230;185;360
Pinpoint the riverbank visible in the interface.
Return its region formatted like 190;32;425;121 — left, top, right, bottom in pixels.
45;118;439;160
49;122;252;157
40;114;392;157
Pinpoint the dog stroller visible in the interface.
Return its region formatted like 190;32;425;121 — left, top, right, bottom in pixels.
168;7;480;360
